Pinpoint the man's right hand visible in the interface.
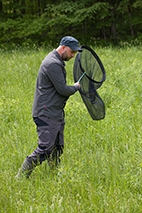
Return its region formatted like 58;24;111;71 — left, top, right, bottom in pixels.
74;82;81;89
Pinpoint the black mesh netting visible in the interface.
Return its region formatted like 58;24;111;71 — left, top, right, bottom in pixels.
73;45;106;120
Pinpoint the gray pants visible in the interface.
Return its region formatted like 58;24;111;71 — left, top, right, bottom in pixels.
27;116;65;166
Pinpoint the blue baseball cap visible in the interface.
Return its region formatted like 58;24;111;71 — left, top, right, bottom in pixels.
60;36;82;52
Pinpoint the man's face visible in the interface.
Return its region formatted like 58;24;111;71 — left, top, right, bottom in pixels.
61;46;77;61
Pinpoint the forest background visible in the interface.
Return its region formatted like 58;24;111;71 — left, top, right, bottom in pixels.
0;0;142;48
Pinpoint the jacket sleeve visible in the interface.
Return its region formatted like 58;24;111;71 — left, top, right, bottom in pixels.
46;63;79;96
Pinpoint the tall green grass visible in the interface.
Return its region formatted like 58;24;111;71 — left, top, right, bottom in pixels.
0;45;142;212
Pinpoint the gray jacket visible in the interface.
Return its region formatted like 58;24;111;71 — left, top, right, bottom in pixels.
32;49;79;120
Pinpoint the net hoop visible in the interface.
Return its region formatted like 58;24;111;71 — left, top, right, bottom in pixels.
77;45;106;84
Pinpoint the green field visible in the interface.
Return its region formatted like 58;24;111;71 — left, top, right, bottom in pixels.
0;45;142;212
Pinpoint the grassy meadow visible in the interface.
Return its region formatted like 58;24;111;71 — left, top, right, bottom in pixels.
0;45;142;212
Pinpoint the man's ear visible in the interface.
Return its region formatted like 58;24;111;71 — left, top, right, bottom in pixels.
62;45;66;50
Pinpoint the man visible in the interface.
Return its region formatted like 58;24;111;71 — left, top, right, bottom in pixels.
15;36;81;179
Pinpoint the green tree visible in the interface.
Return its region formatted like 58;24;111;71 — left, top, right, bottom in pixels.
0;0;142;46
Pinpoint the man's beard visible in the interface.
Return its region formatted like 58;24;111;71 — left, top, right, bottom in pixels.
61;52;71;61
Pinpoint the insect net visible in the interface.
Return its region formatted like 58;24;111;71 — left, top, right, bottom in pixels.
73;45;106;120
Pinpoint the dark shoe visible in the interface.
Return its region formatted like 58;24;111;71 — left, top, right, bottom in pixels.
15;158;35;179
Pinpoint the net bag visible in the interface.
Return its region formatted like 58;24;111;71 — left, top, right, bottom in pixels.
73;45;106;120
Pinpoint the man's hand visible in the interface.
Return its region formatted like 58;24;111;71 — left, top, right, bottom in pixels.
74;82;81;89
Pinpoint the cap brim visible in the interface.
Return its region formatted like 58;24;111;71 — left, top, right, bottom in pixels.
70;46;82;52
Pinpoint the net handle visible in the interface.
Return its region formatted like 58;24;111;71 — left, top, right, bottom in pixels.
78;72;86;82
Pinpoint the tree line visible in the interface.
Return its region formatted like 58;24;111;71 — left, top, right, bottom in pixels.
0;0;142;47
